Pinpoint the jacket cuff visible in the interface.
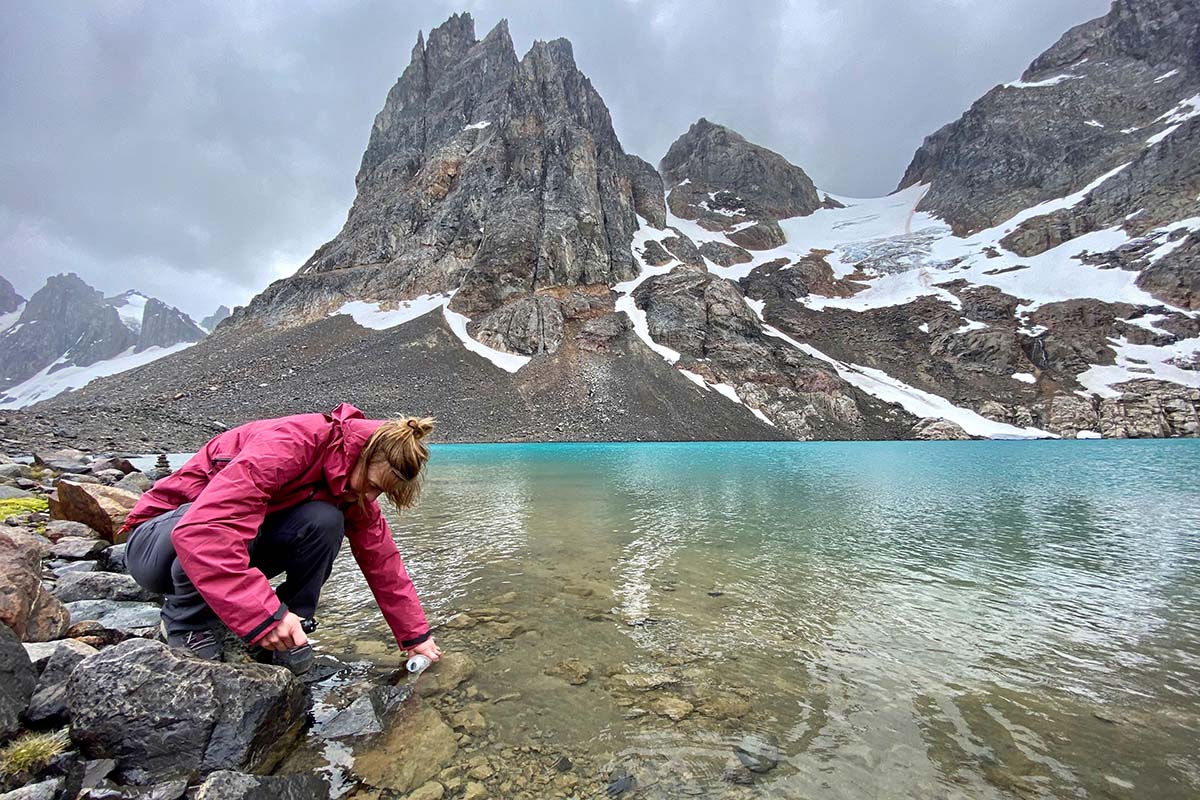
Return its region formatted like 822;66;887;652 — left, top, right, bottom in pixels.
401;630;432;648
244;602;288;644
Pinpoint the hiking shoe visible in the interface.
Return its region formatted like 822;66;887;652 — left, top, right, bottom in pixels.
165;626;221;661
271;642;314;675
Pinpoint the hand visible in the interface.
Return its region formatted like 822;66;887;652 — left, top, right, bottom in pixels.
409;637;442;662
258;611;309;652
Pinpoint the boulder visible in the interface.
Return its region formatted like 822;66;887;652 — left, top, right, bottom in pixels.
0;623;36;741
64;601;160;635
53;572;157;604
0;486;33;500
88;458;136;476
0;464;33;480
44;520;102;543
194;771;328;800
0;532;70;642
25;639;98;726
49;537;109;561
52;562;97;578
911;418;973;441
727;221;786;250
51;483;140;543
33;449;90;474
114;473;152;495
67;639;309;783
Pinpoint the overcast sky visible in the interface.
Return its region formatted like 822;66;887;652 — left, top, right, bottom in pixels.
2;0;1111;321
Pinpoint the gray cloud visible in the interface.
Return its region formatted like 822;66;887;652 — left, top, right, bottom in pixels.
1;0;1111;320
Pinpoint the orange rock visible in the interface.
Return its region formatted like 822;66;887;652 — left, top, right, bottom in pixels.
52;482;141;543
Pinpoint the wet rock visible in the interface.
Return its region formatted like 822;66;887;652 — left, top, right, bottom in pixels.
605;769;635;797
0;531;70;642
52;483;139;543
49;537;109;561
194;770;328;800
734;733;782;773
80;779;189;799
44;520;101;543
320;684;413;738
0;623;36;741
544;658;591;685
442;613;477;630
25;639;98;726
608;672;678;691
353;706;458;794
53;572;157;604
489;592;518;605
407;781;445;800
67;639;309;783
450;706;487;736
699;692;752;720
1;778;63;800
648;696;693;721
420;652;476;695
65;601;160;634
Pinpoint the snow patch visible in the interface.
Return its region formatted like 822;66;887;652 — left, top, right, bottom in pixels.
0;303;24;333
1076;336;1200;398
1153;68;1180;83
1084;119;1104;128
111;292;149;334
334;294;530;373
1075;430;1102;439
462;120;491;131
1011;372;1036;384
1146;94;1200;147
918;322;930;333
0;343;195;409
1005;74;1081;89
615;219;686;365
955;319;988;334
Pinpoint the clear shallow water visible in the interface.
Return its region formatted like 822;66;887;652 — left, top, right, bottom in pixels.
304;440;1200;799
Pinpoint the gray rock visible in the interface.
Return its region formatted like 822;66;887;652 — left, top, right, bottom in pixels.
194;771;328;800
0;623;36;740
50;537;109;561
87;458;136;476
472;296;565;356
53;572;156;604
67;639;309;783
97;544;128;574
136;298;207;352
45;520;101;543
25;638;98;725
698;241;753;267
113;473;151;495
80;779;188;799
0;778;63;800
0;464;33;480
0;277;23;315
53;561;97;578
0;486;32;500
734;733;782;773
65;601;161;633
200;305;231;334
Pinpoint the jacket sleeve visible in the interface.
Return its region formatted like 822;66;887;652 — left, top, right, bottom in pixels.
345;502;431;648
170;423;322;644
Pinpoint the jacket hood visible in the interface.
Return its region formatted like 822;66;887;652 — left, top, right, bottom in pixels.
324;402;384;497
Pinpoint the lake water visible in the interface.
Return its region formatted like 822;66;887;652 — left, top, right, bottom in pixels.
285;440;1200;799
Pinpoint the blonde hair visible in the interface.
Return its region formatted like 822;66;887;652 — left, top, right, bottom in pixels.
355;416;435;511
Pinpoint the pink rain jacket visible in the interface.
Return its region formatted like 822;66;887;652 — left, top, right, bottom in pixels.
121;403;430;648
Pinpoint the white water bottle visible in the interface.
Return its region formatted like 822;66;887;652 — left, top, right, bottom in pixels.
406;654;432;675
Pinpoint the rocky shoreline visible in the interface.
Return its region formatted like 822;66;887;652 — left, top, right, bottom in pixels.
4;447;763;800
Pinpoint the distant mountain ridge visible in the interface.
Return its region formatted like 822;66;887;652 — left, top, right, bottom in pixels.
0;273;208;407
1;0;1196;448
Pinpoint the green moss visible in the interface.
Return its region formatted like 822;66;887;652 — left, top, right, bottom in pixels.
0;497;49;518
0;729;70;776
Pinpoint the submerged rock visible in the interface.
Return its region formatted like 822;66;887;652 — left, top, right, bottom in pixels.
352;706;458;794
319;684;413;739
67;639;309;783
419;651;476;695
734;733;782;773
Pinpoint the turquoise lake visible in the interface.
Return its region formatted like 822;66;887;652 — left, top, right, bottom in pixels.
296;440;1200;799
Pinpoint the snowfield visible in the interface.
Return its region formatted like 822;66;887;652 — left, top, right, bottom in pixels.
0;343;195;409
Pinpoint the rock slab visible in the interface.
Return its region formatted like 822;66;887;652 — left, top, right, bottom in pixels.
67;639;309;783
